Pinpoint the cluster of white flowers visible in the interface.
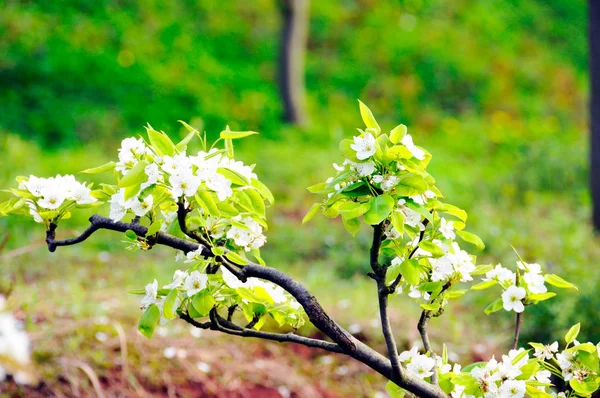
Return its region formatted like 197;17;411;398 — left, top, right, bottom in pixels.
225;216;266;251
107;136;267;252
453;349;549;398
482;261;549;313
140;266;302;325
537;340;599;384
398;346;436;379
18;174;96;222
0;295;34;385
428;242;475;283
394;240;475;302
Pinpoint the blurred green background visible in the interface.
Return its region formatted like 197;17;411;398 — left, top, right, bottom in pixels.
0;0;596;396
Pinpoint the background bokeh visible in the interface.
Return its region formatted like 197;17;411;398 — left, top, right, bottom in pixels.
0;0;596;396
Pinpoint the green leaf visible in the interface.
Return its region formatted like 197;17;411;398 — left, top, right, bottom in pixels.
342;216;361;236
358;100;381;134
195;191;220;217
225;251;249;265
456;230;485;250
385;381;405;398
525;385;553;398
341;182;371;198
125;230;138;241
445;289;467;299
81;161;116;174
138;304;160;338
363;194;394;225
436;202;468;222
395;175;428;196
404;200;433;222
484;298;503;315
418;240;445;257
220;129;259;139
244;188;266;216
117;160;149;188
339;139;359;162
471;280;497;290
191;290;215;317
339;201;371;219
386;145;413;160
545;274;578;290
528;292;556;302
124;183;141;201
420;303;440;311
163;289;179;319
307;182;329;194
391;211;405;236
400;259;420;286
390;124;407;144
218;168;249;186
211;247;225;256
146;127;176;156
146;220;163;236
565;323;581;344
570;378;599;396
302;203;321;224
251;179;274;204
472;264;493;275
176;121;199;151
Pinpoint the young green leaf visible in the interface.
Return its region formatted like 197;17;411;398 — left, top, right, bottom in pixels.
400;259;420;286
302;203;321;224
358;100;381;134
251;179;274;204
117;160;149;188
220;129;259;139
391;211;405;236
545;274;578;290
390;124;407;144
138;304;160;338
192;290;215;317
211;247;225;256
339;201;370;219
80;161;116;174
471;280;497;290
146;220;163;237
363;194;394;225
225;251;249;265
176;121;199;151
565;323;581;344
456;230;485;250
385;381;406;398
163;289;180;319
147;127;176;156
342;216;361;236
125;229;138;241
484;298;503;315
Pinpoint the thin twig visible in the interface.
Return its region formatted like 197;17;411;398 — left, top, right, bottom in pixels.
418;311;438;385
512;312;523;351
378;284;403;379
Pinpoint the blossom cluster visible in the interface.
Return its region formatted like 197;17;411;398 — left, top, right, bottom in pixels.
0;295;35;385
476;260;575;315
139;264;303;331
14;174;97;223
105;129;268;254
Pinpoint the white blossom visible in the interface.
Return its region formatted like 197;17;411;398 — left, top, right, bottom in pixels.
169;171;201;198
498;379;526;398
140;279;159;309
164;270;189;289
350;132;377;160
406;354;435;379
184;271;208;296
401;134;425;160
131;194;153;217
502;286;526;313
205;173;233;201
162;154;192;176
439;218;455;240
483;264;515;283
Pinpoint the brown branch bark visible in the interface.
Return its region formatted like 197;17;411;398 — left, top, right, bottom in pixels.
45;214;448;398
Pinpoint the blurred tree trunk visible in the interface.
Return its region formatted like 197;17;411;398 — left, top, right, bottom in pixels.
591;0;600;230
279;0;309;126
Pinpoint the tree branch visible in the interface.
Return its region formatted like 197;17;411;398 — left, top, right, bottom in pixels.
378;282;403;379
45;214;448;398
418;311;438;385
511;312;523;351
